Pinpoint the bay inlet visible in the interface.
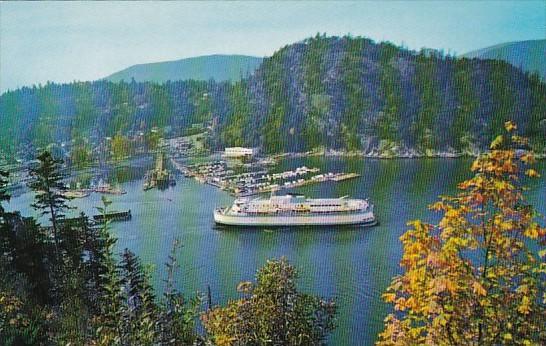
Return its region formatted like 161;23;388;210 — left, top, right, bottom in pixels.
6;157;546;345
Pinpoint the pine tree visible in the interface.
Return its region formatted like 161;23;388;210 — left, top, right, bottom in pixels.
1;169;52;304
0;169;11;259
157;239;201;345
0;169;9;217
202;257;337;345
0;170;52;343
118;249;158;344
29;151;72;259
83;213;117;313
91;196;125;344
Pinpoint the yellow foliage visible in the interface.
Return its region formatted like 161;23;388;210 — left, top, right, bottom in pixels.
490;135;503;149
525;168;540;177
499;221;513;231
504;120;517;132
383;293;396;303
520;152;535;164
378;123;546;346
518;296;531;315
472;281;487;296
516;284;529;295
524;224;539;239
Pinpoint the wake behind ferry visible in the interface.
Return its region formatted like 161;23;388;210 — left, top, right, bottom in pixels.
214;194;376;227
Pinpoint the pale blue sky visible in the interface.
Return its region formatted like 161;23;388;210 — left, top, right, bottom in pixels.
1;1;544;93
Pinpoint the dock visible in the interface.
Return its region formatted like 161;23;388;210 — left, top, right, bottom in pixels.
43;215;97;232
93;210;132;223
172;158;361;197
93;186;126;195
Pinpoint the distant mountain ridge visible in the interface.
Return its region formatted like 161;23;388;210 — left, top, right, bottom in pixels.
105;54;264;83
462;40;545;79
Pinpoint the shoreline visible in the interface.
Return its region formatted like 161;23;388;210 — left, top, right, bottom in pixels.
272;150;546;160
2;149;544;175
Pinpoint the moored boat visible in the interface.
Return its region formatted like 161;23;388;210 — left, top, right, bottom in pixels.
214;194;376;227
62;190;90;199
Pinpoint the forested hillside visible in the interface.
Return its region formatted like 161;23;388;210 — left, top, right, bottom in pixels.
223;35;546;154
1;35;545;160
0;79;230;160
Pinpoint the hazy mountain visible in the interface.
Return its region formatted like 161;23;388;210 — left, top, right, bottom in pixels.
105;54;264;83
462;40;545;79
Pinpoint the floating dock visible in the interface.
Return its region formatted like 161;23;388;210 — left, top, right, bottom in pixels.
93;210;132;223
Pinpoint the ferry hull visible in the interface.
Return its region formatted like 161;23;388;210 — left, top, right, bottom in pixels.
214;209;376;227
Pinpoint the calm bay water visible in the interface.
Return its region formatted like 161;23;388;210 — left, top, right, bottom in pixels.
7;158;546;345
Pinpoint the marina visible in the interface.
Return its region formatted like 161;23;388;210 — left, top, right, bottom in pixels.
173;158;361;197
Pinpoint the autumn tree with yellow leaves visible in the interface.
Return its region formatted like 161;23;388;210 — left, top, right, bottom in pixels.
378;121;546;345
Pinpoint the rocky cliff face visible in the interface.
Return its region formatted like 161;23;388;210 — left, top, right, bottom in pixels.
215;35;546;154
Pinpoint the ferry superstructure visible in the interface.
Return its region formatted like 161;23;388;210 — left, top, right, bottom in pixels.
214;194;376;227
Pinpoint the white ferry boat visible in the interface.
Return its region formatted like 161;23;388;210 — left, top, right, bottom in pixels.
214;194;376;227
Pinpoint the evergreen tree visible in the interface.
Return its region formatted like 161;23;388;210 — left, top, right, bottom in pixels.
8;217;52;305
29;151;72;258
118;249;158;345
83;213;117;313
451;58;479;151
0;169;9;217
341;36;367;150
302;34;329;151
91;196;125;344
53;267;89;345
0;170;52;343
221;81;252;147
0;169;11;258
202;257;337;345
412;53;441;151
157;239;201;345
376;43;402;143
1;170;52;304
